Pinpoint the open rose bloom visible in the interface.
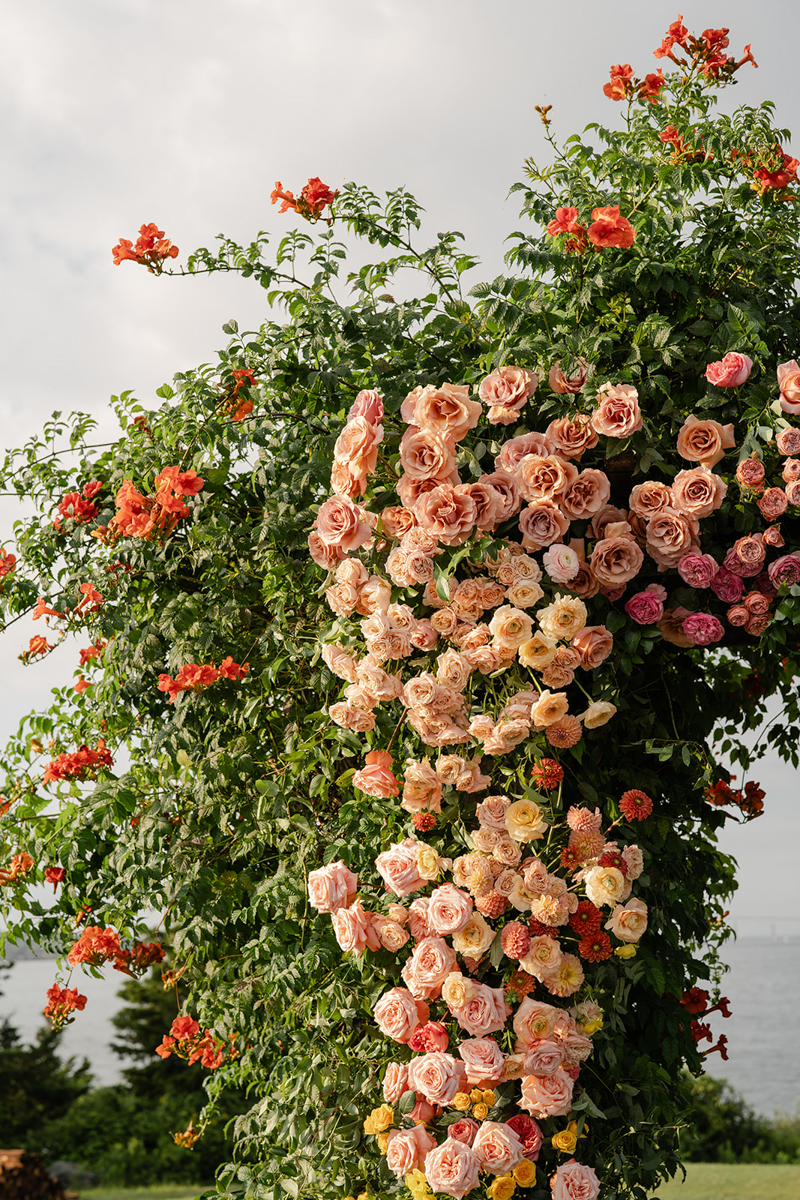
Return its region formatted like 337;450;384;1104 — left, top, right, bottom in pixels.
300;31;800;1192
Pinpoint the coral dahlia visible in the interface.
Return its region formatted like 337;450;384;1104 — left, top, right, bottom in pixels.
619;789;653;820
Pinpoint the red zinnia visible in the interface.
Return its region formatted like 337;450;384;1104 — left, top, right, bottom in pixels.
619;789;653;820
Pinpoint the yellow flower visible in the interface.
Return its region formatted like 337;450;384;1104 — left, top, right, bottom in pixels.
452;1092;472;1111
377;1132;390;1153
356;1194;370;1200
513;1160;537;1187
472;1103;489;1120
366;1104;394;1133
363;1116;376;1135
488;1175;517;1200
582;1016;603;1034
552;1128;578;1153
470;1088;484;1103
615;944;637;959
482;1089;497;1107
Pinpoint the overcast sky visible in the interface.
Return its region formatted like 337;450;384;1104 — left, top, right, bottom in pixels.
1;0;798;937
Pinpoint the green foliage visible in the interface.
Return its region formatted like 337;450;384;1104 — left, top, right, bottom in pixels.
680;1074;800;1165
0;22;799;1200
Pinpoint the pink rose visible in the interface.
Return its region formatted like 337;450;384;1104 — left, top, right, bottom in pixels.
375;840;427;897
682;612;724;646
331;898;380;956
676;414;735;469
457;1037;506;1086
407;1052;467;1105
348;389;384;423
776;426;800;455
428;884;474;936
373;987;427;1043
523;1037;566;1076
757;487;788;520
520;1068;575;1117
671;467;727;518
424;1138;481;1200
453;983;512;1036
385;1125;437;1178
314;495;372;552
624;589;664;625
550;1159;601;1200
479;365;538;425
548;359;589;395
543;544;581;583
736;457;766;490
787;479;800;505
307;860;358;912
353;750;400;798
677;552;718;589
507;1114;543;1160
710;567;745;603
590;383;642;438
415;484;477;546
768;554;800;588
472;1121;525;1175
777;360;800;414
449;1118;479;1146
383;1061;410;1103
705;352;753;388
408;1020;450;1053
402;937;458;999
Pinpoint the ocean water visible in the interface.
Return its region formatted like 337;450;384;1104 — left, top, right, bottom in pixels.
1;939;798;1115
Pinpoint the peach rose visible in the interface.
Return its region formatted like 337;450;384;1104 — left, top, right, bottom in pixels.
383;1060;409;1104
646;508;698;567
520;1068;575;1117
458;1037;506;1086
402;760;444;814
628;480;673;519
551;1159;600;1200
672;466;727;518
480;469;522;522
407;383;482;442
777;425;800;455
571;625;614;670
489;605;534;650
402;937;458;998
605;896;648;943
776;360;800;414
579;700;617;728
479;365;539;425
513;998;559;1048
375;917;411;953
328;701;375;732
308;530;346;570
545;415;597;465
321;643;360;683
385;1125;437;1178
356;575;391;615
415;484;477;546
449;1117;479;1146
590;534;643;585
705;352;753;388
333;416;383;494
428;884;474;936
560;469;611;520
375;840;428;897
523;1037;565;1076
538;593;588;642
530;692;570;729
314;494;373;552
307;860;358;912
518;630;559;669
517;455;578;503
519;500;570;550
353;750;400;798
348;388;384;423
400;427;457;482
407;1051;467;1105
373;986;426;1043
472;1121;524;1175
332;898;380;956
676;414;736;468
423;1138;481;1200
548;359;589;395
590;383;642;438
380;504;417;539
736;457;766;490
453;983;512;1036
495;432;554;473
520;935;562;982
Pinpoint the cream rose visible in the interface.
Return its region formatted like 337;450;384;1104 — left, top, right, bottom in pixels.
519;631;559;669
442;971;478;1012
489;605;534;650
530;690;570;728
578;700;617;728
452;912;495;958
538;594;588;642
605;896;648;942
584;865;629;907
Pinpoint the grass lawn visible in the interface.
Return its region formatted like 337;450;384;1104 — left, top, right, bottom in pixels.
84;1187;210;1200
652;1162;800;1199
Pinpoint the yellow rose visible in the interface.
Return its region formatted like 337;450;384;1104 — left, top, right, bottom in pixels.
482;1089;497;1107
518;631;558;669
452;1092;472;1111
513;1160;537;1187
377;1132;390;1153
615;944;638;959
416;845;445;880
356;1194;370;1200
583;1017;604;1035
552;1129;578;1152
470;1088;484;1103
488;1175;517;1200
367;1104;394;1133
363;1116;376;1135
472;1103;489;1120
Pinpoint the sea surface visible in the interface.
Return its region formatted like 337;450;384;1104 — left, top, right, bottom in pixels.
1;938;799;1114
